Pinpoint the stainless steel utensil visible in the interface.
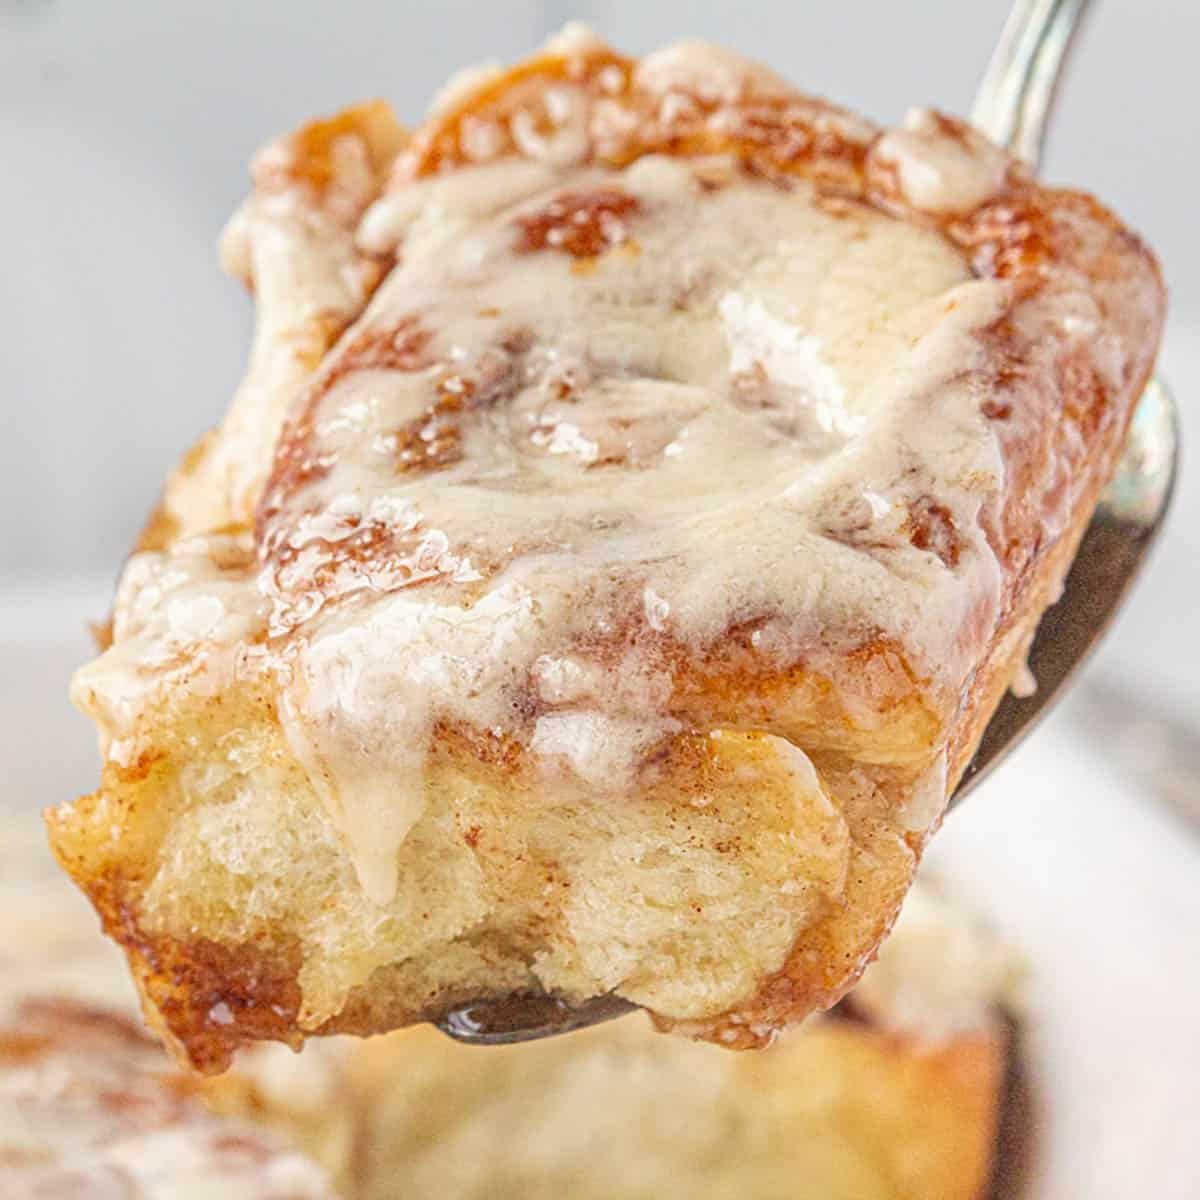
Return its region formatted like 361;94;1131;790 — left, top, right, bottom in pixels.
956;0;1177;801
433;0;1180;1045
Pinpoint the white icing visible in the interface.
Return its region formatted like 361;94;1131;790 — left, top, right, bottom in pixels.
862;489;892;519
899;750;949;834
358;160;558;255
510;87;590;166
875;108;1010;215
719;291;863;444
177;194;369;534
1011;660;1038;698
72;535;268;764
633;40;792;102
278;581;553;903
532;654;606;705
1;1053;333;1199
531;712;680;792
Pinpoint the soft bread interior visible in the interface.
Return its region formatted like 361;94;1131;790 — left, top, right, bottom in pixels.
55;712;893;1043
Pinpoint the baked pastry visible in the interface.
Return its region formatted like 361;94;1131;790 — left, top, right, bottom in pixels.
0;813;354;1192
349;878;1019;1200
0;799;1019;1199
0;996;336;1198
352;1021;1004;1200
50;26;1163;1071
355;1016;1007;1200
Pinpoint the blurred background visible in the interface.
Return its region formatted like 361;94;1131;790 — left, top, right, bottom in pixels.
0;3;1196;1195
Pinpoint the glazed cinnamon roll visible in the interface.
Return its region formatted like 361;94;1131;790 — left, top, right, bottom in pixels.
50;26;1162;1071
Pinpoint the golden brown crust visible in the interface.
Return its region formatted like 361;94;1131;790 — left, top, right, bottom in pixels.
346;1017;1008;1200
